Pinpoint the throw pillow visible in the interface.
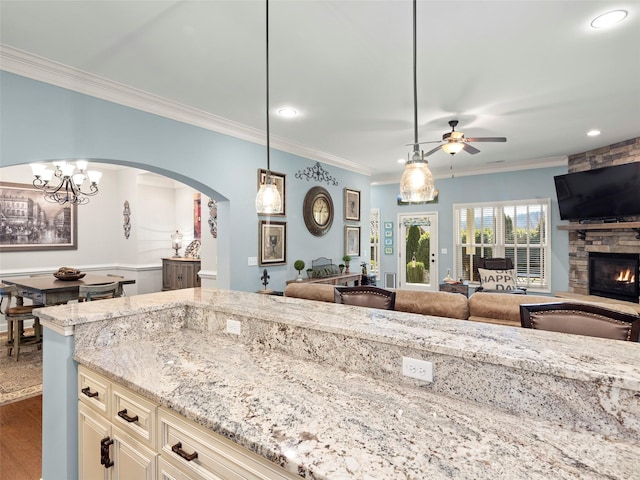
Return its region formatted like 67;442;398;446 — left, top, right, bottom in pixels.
478;268;518;291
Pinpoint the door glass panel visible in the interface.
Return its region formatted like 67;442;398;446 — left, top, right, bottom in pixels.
399;214;438;291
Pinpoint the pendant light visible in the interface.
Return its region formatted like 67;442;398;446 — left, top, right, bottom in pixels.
399;0;436;203
255;0;283;214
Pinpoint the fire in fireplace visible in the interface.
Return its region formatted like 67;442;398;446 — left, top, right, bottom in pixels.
589;252;639;303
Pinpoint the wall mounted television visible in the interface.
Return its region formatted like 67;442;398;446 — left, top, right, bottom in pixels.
553;162;640;221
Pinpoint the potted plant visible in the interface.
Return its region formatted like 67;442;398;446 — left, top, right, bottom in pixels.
294;260;305;282
306;268;314;279
342;255;352;274
339;263;345;274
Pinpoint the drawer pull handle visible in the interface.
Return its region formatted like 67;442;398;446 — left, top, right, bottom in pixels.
117;409;139;423
172;442;198;461
81;386;98;398
100;437;114;468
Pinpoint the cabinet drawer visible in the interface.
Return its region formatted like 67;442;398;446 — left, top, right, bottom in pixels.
158;456;206;480
78;365;111;416
112;383;157;449
159;408;297;480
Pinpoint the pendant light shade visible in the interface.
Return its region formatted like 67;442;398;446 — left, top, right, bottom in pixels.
442;142;464;155
255;0;283;215
255;176;282;214
399;0;436;203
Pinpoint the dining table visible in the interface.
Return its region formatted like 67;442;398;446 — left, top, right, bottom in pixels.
1;274;136;306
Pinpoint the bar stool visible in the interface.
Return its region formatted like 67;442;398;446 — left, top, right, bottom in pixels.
0;284;43;361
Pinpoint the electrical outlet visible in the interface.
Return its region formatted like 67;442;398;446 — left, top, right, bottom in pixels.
226;319;241;335
402;357;433;382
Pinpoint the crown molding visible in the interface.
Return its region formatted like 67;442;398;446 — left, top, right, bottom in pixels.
0;45;371;177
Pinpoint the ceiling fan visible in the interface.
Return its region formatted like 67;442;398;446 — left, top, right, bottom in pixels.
419;120;507;157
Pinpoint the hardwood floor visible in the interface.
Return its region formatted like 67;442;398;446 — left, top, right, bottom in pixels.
0;395;42;480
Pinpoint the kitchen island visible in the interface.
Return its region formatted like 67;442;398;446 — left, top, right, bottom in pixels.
35;288;640;479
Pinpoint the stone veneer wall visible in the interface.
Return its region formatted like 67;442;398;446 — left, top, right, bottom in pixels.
566;137;640;296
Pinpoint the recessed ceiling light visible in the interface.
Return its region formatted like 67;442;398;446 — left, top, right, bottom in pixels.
590;10;627;29
587;129;601;137
277;107;297;118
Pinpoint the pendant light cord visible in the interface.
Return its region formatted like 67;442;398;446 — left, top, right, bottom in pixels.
412;0;418;148
266;0;271;174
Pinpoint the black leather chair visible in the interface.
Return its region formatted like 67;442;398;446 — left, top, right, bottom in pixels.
334;286;396;310
520;302;640;341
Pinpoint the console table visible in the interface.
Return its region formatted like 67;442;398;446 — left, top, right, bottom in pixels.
286;273;361;286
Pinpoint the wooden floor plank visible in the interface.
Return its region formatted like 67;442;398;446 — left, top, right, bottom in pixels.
0;395;42;480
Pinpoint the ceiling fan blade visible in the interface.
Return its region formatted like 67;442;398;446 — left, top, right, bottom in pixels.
423;145;444;157
463;143;481;155
405;140;442;146
465;137;507;143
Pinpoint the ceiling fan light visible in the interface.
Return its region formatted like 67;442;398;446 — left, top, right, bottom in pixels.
400;160;436;203
442;142;464;155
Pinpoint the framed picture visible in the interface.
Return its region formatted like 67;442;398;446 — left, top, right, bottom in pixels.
384;230;393;237
384;246;393;255
259;220;286;266
384;222;393;230
0;182;78;252
384;238;393;246
344;225;361;257
257;169;286;216
344;188;360;221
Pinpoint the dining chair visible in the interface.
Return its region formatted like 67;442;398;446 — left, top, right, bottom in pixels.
0;284;43;360
520;302;640;341
475;257;527;294
334;286;396;310
78;282;121;302
107;274;126;296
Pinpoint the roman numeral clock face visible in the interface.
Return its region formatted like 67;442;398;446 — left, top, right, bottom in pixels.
303;186;334;236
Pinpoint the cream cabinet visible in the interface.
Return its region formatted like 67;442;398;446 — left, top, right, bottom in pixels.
79;366;298;480
162;258;201;291
78;366;157;479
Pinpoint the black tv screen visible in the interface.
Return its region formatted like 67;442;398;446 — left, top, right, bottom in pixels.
554;162;640;221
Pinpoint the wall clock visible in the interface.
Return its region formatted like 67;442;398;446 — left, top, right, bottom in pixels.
303;186;334;236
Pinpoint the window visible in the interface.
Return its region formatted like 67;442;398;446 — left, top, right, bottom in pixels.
369;208;380;274
453;199;551;292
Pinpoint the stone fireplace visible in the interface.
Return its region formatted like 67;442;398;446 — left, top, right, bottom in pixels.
589;252;639;303
565;137;640;304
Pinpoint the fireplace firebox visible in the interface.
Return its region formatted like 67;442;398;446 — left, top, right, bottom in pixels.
589;252;639;303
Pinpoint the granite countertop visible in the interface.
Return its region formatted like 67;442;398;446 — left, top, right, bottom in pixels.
36;288;640;479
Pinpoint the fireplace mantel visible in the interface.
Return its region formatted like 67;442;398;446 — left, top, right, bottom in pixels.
557;221;640;240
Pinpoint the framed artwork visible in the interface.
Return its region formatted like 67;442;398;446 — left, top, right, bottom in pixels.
384;246;393;255
384;238;393;246
344;188;360;221
344;225;361;257
257;169;286;216
384;221;393;229
384;230;393;237
259;220;287;266
0;182;77;252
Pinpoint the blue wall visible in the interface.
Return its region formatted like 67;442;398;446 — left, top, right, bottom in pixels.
372;167;570;294
0;71;370;292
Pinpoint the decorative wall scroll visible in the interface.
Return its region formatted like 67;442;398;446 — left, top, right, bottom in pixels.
208;198;217;238
123;200;131;239
0;182;77;251
295;162;338;186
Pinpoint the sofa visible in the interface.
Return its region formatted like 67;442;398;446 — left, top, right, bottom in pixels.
283;282;639;328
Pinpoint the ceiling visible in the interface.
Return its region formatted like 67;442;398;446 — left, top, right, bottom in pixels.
1;1;639;183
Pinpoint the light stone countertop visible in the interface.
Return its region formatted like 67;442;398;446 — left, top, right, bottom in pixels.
36;288;640;479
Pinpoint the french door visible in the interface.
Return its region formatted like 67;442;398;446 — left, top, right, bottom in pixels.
398;212;438;291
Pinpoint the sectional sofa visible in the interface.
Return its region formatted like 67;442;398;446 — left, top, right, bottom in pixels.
283;282;638;327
